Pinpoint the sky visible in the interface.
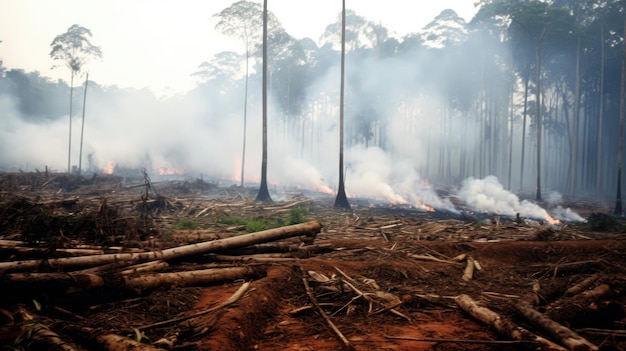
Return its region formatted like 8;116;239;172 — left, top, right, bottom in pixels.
0;0;479;96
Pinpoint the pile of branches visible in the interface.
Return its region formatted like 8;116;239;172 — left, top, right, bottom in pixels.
0;218;323;350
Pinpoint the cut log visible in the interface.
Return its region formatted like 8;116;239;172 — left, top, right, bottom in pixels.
462;256;475;281
513;299;598;351
455;294;568;351
546;284;613;323
0;220;322;273
65;325;167;351
2;266;263;291
15;306;83;351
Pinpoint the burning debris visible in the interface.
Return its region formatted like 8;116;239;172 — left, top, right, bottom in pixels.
457;176;584;224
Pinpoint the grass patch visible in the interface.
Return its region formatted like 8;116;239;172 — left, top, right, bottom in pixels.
217;207;308;233
173;220;199;230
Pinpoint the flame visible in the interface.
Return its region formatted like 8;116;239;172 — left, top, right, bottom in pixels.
418;203;435;212
316;185;334;194
102;161;115;174
545;215;561;225
157;167;185;175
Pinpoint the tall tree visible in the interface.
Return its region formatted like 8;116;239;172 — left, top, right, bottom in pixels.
214;1;281;187
255;0;272;202
50;24;102;173
78;73;89;175
214;2;261;187
335;0;350;209
615;15;626;215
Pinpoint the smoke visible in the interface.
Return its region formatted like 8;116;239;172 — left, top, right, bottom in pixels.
345;145;457;211
457;175;584;222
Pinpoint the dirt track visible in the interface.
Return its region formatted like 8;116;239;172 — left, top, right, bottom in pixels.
1;172;626;351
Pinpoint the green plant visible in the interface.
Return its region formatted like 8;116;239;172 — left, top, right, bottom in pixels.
287;207;307;225
173;220;198;230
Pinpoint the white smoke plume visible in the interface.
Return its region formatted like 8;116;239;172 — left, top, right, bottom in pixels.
457;175;584;222
345;146;457;212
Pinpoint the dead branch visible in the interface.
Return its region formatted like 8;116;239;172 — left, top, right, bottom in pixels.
455;294;568;351
513;299;598;351
300;265;354;350
0;220;322;273
15;306;83;351
385;335;538;345
137;281;251;331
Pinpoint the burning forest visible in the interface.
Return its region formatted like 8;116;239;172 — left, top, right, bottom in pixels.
3;0;626;350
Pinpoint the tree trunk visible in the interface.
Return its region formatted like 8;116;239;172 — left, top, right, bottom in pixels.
78;73;89;175
68;71;74;173
535;39;543;201
597;25;605;198
0;221;322;273
615;17;626;215
455;294;567;351
514;300;598;351
256;0;272;202
241;51;249;187
520;67;530;192
334;0;350;209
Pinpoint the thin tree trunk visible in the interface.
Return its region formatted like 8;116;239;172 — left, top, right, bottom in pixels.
256;0;272;202
520;69;530;192
570;13;581;196
597;25;605;198
241;52;249;187
615;17;626;215
78;73;89;175
335;0;350;209
68;71;74;173
536;39;543;201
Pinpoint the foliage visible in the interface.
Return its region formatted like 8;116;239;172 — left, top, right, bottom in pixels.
586;212;626;232
217;207;307;233
49;24;102;74
173;220;199;230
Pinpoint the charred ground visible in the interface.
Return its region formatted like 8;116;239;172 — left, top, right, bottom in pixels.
1;171;626;351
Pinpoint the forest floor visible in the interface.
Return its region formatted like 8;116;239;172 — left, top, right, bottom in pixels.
1;171;626;351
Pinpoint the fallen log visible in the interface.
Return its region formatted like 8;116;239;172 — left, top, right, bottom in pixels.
2;266;263;291
0;220;322;273
462;256;475;281
513;299;598;351
455;294;568;351
546;284;613;323
64;325;167;351
15;306;84;351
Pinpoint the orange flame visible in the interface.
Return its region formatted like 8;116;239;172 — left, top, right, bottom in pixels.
418;203;435;212
157;167;185;175
102;161;115;174
545;215;561;225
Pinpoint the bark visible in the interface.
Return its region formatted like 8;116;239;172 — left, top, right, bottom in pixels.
546;284;614;323
455;294;568;351
2;266;262;291
65;325;166;351
0;220;322;273
513;300;598;351
16;306;84;351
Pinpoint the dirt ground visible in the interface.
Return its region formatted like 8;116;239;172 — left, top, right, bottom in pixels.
1;172;626;351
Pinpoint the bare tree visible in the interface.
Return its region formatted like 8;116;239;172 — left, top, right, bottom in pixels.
255;0;272;202
50;24;102;173
334;0;350;209
615;16;626;215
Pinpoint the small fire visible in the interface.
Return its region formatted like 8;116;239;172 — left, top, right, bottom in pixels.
157;167;185;175
418;203;435;212
102;161;115;174
545;215;561;225
316;185;334;195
